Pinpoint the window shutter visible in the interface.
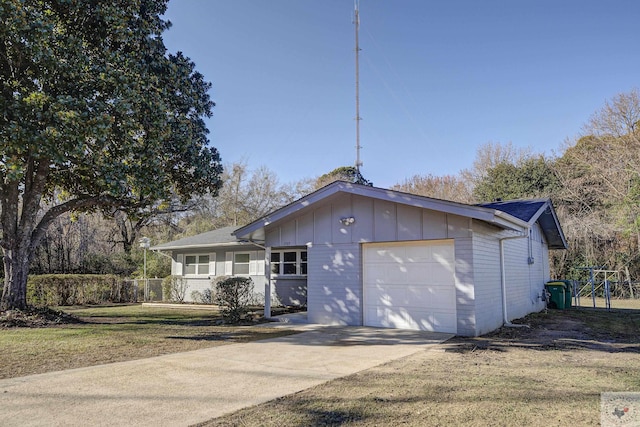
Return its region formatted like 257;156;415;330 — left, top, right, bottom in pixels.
175;254;183;276
257;250;265;275
249;251;257;275
209;253;216;276
225;252;233;275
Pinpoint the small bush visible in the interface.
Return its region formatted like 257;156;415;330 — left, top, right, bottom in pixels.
214;276;253;323
190;288;213;304
161;276;188;303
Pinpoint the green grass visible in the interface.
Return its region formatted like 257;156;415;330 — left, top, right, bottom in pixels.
0;304;297;379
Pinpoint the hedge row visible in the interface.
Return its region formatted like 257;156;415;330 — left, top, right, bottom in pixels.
27;274;136;306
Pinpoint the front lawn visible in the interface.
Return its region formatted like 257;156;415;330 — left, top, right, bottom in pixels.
0;304;297;379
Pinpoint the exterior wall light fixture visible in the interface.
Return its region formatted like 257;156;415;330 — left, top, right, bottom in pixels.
339;217;356;226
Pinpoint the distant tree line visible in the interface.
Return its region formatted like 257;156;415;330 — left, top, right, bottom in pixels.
393;89;640;281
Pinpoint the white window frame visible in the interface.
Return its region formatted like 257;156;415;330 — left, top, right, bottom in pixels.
270;249;307;276
233;252;251;276
183;254;213;277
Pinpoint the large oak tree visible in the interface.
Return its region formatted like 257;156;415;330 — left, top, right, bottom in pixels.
0;0;222;310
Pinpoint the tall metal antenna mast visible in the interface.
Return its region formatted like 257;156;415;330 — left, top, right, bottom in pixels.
354;0;363;172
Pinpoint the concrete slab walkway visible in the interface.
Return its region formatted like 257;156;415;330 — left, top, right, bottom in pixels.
0;326;452;427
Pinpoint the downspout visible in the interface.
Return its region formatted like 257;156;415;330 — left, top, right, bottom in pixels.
241;239;272;320
499;229;530;328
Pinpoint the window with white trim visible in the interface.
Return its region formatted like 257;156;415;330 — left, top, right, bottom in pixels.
184;254;210;276
270;250;307;276
234;253;250;275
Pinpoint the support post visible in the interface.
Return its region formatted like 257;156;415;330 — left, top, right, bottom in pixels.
590;268;596;308
264;247;271;319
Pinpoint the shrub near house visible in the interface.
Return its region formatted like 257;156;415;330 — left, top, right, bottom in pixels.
214;277;253;323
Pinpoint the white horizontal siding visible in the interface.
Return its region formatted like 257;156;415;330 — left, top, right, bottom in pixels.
471;222;504;335
454;237;475;336
471;221;551;332
502;237;532;320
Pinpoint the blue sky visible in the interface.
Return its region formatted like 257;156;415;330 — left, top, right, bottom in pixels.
162;0;640;188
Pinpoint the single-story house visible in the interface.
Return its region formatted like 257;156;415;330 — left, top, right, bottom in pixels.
152;181;567;336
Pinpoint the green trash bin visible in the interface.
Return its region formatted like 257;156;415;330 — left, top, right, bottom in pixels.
545;282;566;309
549;279;573;308
560;280;573;308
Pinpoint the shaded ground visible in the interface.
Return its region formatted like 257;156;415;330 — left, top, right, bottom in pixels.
0;306;81;328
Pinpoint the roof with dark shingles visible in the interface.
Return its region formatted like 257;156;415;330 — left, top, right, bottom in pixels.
150;226;238;250
477;199;547;222
478;198;567;249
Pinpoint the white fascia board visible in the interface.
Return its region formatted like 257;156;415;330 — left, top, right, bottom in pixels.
233;182;346;239
525;199;552;227
492;211;530;231
150;241;248;251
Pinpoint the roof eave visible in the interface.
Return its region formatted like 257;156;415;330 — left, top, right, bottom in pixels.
150;241;250;251
492;211;530;231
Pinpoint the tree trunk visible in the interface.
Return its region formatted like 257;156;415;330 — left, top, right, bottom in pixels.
1;247;30;311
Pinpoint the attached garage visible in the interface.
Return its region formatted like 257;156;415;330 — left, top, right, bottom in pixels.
233;181;568;337
362;240;457;333
154;182;567;336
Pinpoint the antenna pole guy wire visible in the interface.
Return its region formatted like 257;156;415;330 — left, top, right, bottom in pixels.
354;0;363;172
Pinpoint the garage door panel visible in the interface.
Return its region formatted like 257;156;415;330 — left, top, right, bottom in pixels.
426;267;456;284
364;264;390;283
365;285;432;307
427;311;457;333
365;284;455;306
432;244;455;261
363;240;457;333
366;306;457;333
403;245;431;262
427;288;456;308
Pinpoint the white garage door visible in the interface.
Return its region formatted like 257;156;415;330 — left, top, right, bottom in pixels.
363;240;457;333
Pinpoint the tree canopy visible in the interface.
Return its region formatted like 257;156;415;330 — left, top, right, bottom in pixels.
1;0;222;310
473;156;559;203
315;166;373;189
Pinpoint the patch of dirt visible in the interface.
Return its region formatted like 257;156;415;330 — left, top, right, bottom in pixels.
445;309;640;354
0;307;81;328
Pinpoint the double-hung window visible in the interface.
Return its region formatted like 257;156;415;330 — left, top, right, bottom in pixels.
270;249;307;276
184;255;210;276
233;253;251;275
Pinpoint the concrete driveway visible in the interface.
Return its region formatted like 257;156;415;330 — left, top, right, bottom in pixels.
0;325;452;427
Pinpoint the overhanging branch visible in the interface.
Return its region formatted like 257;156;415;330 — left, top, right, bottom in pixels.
30;194;128;252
